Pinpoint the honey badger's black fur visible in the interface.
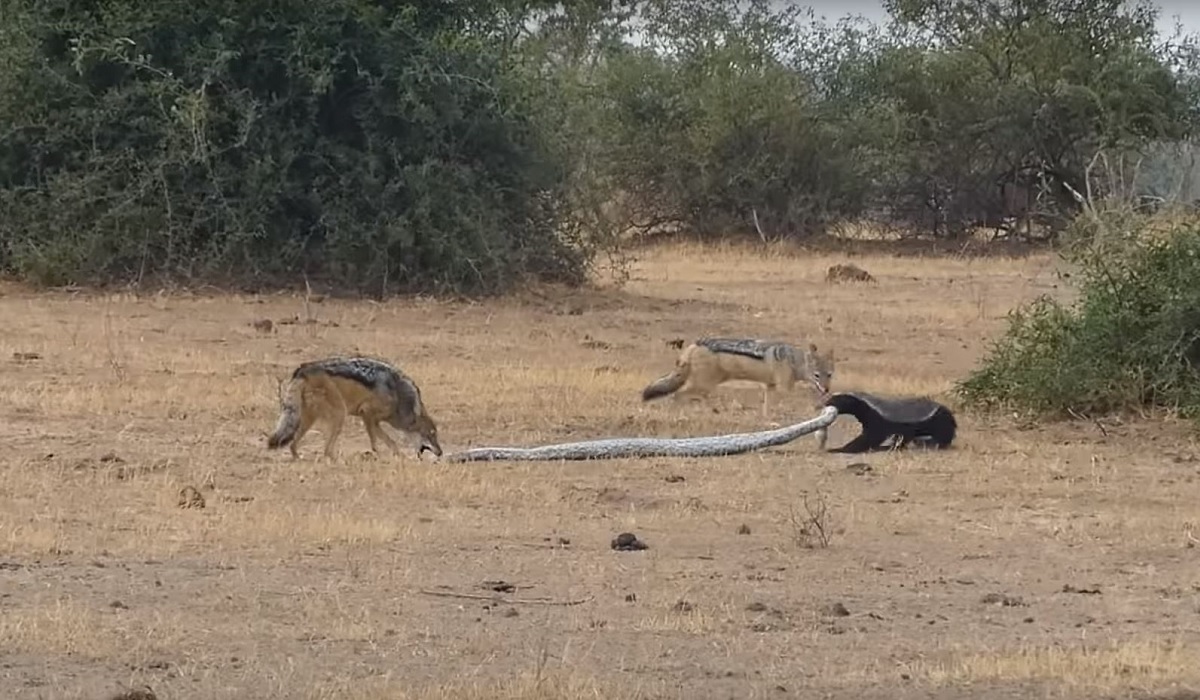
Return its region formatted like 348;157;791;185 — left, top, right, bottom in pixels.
823;391;957;454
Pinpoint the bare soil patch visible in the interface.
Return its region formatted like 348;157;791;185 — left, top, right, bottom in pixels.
1;243;1197;699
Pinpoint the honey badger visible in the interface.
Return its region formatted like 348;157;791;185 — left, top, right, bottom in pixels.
823;391;957;453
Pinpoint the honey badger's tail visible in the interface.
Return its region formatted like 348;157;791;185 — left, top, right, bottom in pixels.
267;377;304;449
641;345;696;401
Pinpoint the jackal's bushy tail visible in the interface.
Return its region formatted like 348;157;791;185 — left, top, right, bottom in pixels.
267;378;303;449
641;351;692;401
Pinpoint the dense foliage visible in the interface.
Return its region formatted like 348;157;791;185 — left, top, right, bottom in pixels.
958;215;1200;420
2;0;1199;295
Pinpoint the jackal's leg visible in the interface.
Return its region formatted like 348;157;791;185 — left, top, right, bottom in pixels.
361;416;380;452
671;383;710;404
320;390;349;460
290;410;318;460
322;412;347;459
362;417;400;456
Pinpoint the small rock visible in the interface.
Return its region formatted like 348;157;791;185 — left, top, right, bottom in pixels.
177;486;205;509
825;262;877;284
579;335;611;350
981;592;1026;607
250;318;274;333
624;593;637;603
664;474;686;483
671;600;694;613
736;523;752;535
107;687;157;700
827;602;851;617
846;462;873;476
611;532;648;551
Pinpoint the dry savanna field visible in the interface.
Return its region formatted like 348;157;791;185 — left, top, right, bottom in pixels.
2;241;1199;700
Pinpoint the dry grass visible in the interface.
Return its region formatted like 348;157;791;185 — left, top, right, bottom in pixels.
1;242;1198;700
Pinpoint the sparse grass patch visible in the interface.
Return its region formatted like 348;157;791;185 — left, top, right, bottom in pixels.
914;639;1197;691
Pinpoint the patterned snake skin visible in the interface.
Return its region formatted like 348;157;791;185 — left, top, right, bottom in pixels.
445;407;838;462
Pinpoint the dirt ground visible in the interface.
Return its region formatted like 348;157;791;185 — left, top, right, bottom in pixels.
1;242;1198;700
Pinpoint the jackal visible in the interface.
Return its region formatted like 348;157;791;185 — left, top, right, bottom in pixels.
641;337;835;416
266;356;442;460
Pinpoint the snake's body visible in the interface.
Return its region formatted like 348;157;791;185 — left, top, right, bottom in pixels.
445;407;838;463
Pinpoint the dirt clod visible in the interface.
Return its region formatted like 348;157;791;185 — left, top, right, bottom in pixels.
981;592;1027;607
826;602;851;617
177;485;206;509
107;687;157;700
611;532;648;551
825;263;877;284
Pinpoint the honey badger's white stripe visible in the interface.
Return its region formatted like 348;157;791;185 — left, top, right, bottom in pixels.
445;407;838;463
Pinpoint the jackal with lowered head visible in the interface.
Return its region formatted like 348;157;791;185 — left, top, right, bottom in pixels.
641;337;835;417
266;355;443;460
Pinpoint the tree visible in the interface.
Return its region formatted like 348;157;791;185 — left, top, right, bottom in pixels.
862;0;1200;239
0;0;613;295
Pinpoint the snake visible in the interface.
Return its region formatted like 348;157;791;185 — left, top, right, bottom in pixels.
444;406;838;462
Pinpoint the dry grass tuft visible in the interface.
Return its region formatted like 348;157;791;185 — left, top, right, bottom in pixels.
914;638;1195;690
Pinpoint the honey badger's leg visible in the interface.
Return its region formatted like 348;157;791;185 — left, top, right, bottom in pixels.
826;409;893;453
827;429;890;454
815;426;829;451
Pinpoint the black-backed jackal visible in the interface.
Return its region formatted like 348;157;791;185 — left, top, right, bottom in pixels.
267;356;442;460
641;337;835;417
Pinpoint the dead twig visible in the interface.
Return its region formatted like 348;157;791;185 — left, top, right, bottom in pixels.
751;208;767;244
418;589;593;606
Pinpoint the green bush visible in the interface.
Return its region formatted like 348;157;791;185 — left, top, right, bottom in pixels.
0;0;590;297
956;223;1200;419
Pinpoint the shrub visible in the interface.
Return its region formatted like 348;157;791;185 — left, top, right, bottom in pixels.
956;220;1200;419
0;0;590;297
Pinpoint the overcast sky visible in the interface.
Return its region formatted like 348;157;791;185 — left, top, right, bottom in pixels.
796;1;1200;37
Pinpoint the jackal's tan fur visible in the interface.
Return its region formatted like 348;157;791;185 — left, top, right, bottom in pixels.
266;356;442;460
641;337;835;417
